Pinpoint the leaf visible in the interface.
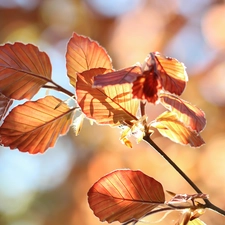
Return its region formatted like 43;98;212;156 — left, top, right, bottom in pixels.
0;93;13;120
66;32;113;87
0;42;52;100
76;68;139;125
0;96;74;154
160;94;206;132
71;113;85;136
151;111;205;147
88;169;165;223
148;52;188;96
188;218;206;225
93;66;142;87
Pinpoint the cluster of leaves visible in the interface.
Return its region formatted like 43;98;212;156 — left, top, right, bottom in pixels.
0;33;208;224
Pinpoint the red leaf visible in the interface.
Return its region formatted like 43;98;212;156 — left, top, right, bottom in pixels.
76;68;139;125
66;33;113;87
0;93;12;120
147;52;188;96
0;96;74;154
0;42;52;100
160;94;206;132
88;169;165;223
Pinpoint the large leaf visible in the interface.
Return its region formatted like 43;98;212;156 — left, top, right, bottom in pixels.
151;111;205;147
76;68;139;125
0;96;74;154
0;93;13;120
148;52;188;96
0;42;52;100
88;169;165;223
160;94;206;132
66;32;112;87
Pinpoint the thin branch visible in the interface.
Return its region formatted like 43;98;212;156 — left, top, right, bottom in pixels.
143;134;225;217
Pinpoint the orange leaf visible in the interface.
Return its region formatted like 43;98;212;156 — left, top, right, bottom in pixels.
88;169;165;223
160;94;206;132
66;33;112;87
0;43;52;100
148;52;188;96
76;68;139;125
0;96;74;154
0;93;13;120
151;111;205;147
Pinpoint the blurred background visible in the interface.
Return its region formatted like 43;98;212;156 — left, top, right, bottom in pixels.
1;0;225;224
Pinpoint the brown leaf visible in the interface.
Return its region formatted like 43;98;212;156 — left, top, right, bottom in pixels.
0;42;52;100
76;68;139;125
93;66;142;87
0;93;13;120
160;94;206;132
0;96;74;154
148;52;188;96
151;111;205;147
66;33;113;87
88;169;165;223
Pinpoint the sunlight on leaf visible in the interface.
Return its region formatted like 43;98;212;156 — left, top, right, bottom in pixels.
0;93;13;120
0;96;75;154
76;68;139;125
0;42;52;100
151;111;205;147
160;94;206;132
188;218;206;225
88;169;165;223
66;32;113;87
71;113;84;136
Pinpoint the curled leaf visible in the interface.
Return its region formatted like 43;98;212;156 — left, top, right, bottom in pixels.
0;42;52;100
76;68;139;125
160;94;206;132
66;32;112;87
0;93;13;120
151;111;205;147
88;169;165;223
0;96;74;154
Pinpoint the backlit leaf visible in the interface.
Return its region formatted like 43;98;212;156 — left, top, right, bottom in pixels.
66;33;112;87
151;111;205;147
0;42;52;100
93;66;142;87
88;169;165;223
160;94;206;132
0;93;13;120
188;218;206;225
148;52;188;96
71;113;84;136
76;68;139;125
0;96;74;154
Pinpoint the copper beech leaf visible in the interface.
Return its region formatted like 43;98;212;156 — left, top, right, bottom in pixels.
151;111;205;147
0;93;13;120
76;68;139;125
88;169;165;223
66;32;112;87
0;42;52;100
0;96;74;154
160;94;206;132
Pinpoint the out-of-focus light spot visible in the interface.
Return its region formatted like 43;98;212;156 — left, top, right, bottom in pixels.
201;4;225;51
199;62;225;106
85;0;141;17
0;0;39;10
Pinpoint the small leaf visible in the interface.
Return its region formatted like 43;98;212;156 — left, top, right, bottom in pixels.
0;96;74;154
76;68;139;125
188;219;206;225
148;52;188;96
0;93;13;120
72;113;84;136
151;111;205;147
66;33;112;87
0;42;52;100
160;94;206;132
88;169;165;223
93;66;142;87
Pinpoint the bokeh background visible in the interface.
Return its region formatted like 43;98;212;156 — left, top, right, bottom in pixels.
1;0;225;224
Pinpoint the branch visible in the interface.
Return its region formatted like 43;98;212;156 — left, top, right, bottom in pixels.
143;134;225;217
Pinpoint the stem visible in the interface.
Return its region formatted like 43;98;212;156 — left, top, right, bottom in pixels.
143;134;225;217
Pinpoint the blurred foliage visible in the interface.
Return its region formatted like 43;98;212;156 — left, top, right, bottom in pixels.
1;0;225;225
